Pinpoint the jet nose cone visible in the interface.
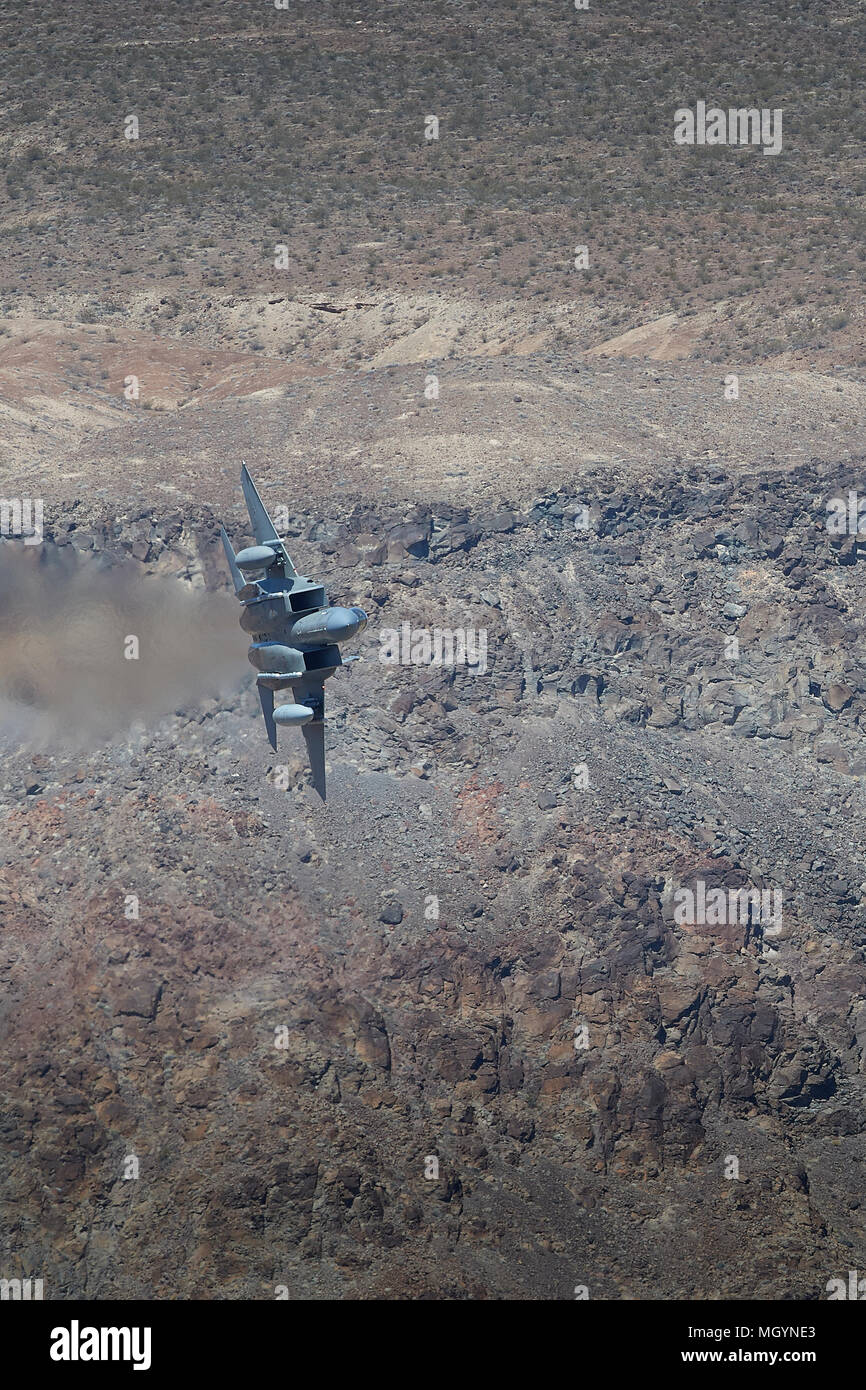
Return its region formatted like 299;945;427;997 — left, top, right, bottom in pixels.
325;606;367;641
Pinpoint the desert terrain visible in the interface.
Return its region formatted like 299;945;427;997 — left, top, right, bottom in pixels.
1;0;865;1301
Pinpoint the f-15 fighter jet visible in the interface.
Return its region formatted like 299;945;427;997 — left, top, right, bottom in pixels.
220;464;367;799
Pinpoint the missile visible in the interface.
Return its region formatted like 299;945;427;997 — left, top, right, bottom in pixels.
273;702;315;727
235;544;279;572
290;605;368;646
247;642;304;677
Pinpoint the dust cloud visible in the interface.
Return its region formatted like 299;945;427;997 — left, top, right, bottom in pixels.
0;541;242;745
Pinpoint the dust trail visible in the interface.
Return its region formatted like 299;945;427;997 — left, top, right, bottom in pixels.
0;540;242;745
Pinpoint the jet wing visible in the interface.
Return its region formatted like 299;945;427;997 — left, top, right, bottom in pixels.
241;462;297;578
290;673;327;800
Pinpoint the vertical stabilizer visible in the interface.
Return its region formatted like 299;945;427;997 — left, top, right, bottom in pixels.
257;682;278;751
240;462;297;577
302;719;326;800
220;525;245;595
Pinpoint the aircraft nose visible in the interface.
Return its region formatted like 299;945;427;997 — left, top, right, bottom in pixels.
325;606;367;640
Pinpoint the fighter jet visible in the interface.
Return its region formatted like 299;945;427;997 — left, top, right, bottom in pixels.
220;464;367;799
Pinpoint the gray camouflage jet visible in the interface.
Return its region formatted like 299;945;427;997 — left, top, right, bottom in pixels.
220;464;367;799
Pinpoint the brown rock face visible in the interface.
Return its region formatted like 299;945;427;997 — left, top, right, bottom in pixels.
2;453;866;1302
1;0;866;1303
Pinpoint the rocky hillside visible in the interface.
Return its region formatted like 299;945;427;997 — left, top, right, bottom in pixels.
1;0;865;1305
2;442;865;1299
